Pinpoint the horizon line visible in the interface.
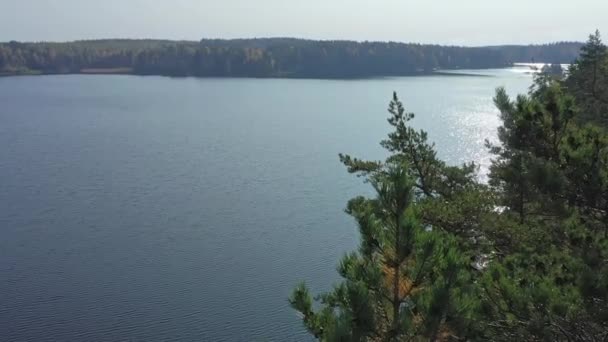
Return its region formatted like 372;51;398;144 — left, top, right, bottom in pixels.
0;36;585;48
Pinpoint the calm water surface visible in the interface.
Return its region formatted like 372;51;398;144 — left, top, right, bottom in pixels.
0;70;531;341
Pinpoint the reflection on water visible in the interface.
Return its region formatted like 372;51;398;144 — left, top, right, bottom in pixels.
0;70;532;341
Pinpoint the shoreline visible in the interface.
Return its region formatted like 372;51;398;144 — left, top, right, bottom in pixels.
0;68;508;80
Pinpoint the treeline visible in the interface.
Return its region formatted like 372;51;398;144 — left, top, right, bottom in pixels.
0;38;582;78
291;31;608;341
487;42;583;64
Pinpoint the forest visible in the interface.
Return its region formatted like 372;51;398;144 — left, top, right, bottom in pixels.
0;38;582;78
290;31;608;341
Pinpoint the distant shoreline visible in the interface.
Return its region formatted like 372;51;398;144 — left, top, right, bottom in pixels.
0;66;527;80
0;39;580;80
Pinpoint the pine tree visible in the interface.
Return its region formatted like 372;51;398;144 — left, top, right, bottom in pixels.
290;94;479;341
566;30;608;125
483;44;608;339
340;93;488;245
488;84;576;223
290;32;608;341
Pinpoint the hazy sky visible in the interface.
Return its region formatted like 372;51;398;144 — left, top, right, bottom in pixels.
1;0;607;45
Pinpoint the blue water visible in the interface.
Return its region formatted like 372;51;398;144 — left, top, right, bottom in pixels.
0;71;531;341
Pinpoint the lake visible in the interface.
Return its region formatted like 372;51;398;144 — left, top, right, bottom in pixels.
0;70;532;341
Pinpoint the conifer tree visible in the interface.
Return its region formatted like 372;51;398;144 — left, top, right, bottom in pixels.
340;93;490;245
290;93;478;341
488;83;576;223
291;31;608;341
483;48;608;339
566;30;608;125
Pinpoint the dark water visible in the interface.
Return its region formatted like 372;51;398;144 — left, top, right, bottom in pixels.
0;71;531;341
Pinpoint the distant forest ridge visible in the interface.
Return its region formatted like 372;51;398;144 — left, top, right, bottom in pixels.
0;38;584;78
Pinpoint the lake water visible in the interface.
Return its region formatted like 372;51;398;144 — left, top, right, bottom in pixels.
0;70;532;341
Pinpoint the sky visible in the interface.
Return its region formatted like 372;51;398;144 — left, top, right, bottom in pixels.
1;0;607;46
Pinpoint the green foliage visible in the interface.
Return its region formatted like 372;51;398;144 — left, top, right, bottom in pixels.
345;93;498;258
566;30;608;125
488;83;576;223
478;212;608;341
483;31;608;341
292;31;608;342
292;94;480;341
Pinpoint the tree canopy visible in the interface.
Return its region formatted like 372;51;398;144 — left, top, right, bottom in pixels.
291;32;608;341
